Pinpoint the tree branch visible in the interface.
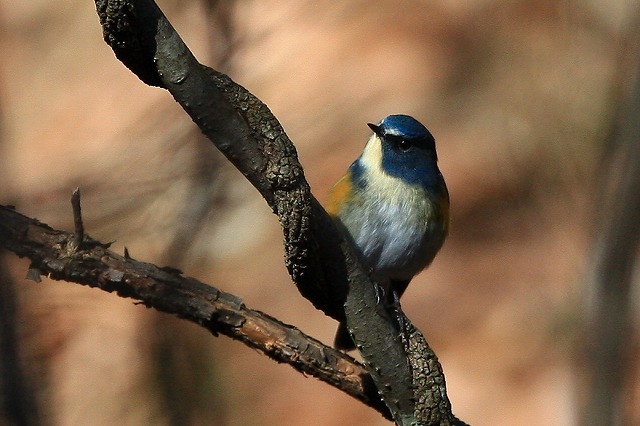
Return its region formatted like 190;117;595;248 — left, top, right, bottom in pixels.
0;204;391;419
97;0;344;319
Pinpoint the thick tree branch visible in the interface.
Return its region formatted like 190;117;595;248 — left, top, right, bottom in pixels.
97;0;344;319
0;205;391;419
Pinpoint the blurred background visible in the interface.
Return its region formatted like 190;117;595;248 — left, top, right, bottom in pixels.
1;0;639;425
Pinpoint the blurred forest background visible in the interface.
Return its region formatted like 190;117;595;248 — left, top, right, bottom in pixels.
1;0;639;425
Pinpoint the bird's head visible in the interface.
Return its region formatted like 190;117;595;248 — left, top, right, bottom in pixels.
360;114;440;188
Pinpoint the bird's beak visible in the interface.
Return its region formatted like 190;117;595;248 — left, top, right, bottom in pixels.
367;122;383;137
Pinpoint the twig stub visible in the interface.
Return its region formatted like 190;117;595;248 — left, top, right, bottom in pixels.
69;187;84;252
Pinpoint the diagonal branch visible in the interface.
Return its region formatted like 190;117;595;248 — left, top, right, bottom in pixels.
0;204;391;419
97;0;348;320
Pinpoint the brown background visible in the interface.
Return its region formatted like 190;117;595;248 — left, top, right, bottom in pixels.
1;1;636;425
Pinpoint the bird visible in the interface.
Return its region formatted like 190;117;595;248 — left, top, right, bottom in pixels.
326;114;449;350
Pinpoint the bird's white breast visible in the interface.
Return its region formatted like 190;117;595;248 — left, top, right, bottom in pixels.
338;141;447;282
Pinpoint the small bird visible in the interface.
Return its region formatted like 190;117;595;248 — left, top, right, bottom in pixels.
326;114;449;350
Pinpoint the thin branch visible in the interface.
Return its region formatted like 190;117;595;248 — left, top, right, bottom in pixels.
0;204;391;419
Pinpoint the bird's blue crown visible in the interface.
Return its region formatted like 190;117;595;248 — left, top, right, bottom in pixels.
374;114;435;144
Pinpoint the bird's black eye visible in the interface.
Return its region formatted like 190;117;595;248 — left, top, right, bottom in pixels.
386;135;412;152
397;139;411;151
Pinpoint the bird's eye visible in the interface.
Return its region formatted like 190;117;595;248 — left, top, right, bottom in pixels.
397;139;411;151
384;134;413;152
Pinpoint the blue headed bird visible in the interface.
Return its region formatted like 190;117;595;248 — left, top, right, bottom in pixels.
327;114;449;350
